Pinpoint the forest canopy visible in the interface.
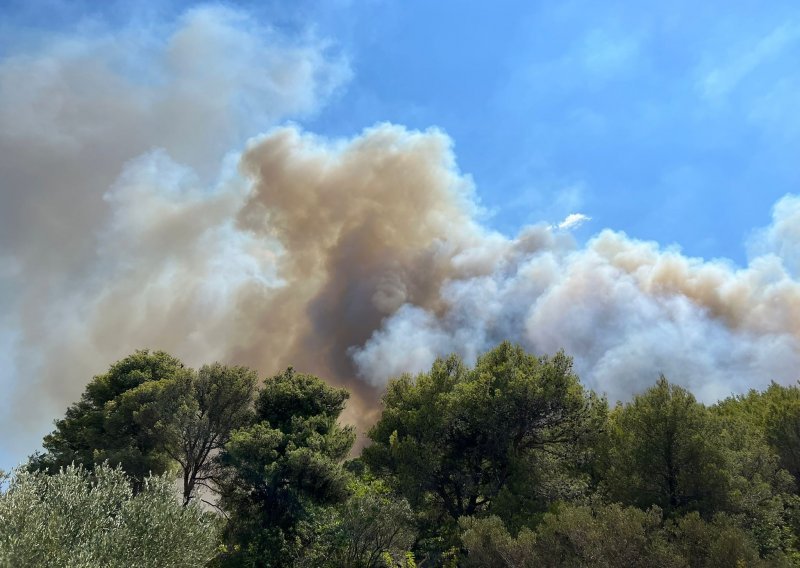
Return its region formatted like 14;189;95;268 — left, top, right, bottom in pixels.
3;342;800;567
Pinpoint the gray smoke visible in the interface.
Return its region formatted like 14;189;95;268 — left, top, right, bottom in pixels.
2;5;800;467
0;5;350;461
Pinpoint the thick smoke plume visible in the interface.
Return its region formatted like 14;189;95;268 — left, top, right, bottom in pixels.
2;6;800;465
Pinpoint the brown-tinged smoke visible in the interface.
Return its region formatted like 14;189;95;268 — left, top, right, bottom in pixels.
2;5;800;467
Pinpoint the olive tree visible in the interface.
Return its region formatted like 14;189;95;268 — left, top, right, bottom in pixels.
0;463;219;567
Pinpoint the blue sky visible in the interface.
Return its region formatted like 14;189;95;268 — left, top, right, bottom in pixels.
2;0;800;470
4;0;799;261
303;1;799;261
317;1;800;263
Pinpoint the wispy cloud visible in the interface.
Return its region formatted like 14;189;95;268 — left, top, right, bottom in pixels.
699;22;800;99
557;213;592;231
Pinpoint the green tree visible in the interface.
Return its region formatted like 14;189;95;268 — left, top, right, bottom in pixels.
459;504;790;568
763;385;800;488
333;479;416;568
33;350;190;484
532;503;682;568
215;367;356;567
364;342;605;558
603;376;729;517
716;382;800;489
666;511;788;568
295;474;417;568
604;378;799;560
34;352;258;504
712;390;799;558
460;515;537;568
131;362;258;504
460;504;682;568
0;463;219;567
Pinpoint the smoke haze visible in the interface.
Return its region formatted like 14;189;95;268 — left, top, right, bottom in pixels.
2;5;800;465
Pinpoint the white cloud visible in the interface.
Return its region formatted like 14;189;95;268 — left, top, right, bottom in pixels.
557;212;591;231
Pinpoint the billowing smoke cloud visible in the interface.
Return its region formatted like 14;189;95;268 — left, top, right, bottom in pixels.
352;220;800;404
2;5;800;466
0;4;351;460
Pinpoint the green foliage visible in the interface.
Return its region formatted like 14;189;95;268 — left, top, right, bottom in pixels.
33;350;191;484
533;503;678;568
603;376;729;517
215;367;356;567
292;475;417;568
380;551;416;568
717;382;800;488
711;406;796;557
132;362;258;504
256;367;352;432
34;351;258;504
19;344;800;566
459;504;788;568
666;512;762;568
459;505;678;568
331;477;416;568
0;463;219;567
460;515;537;568
364;342;606;558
